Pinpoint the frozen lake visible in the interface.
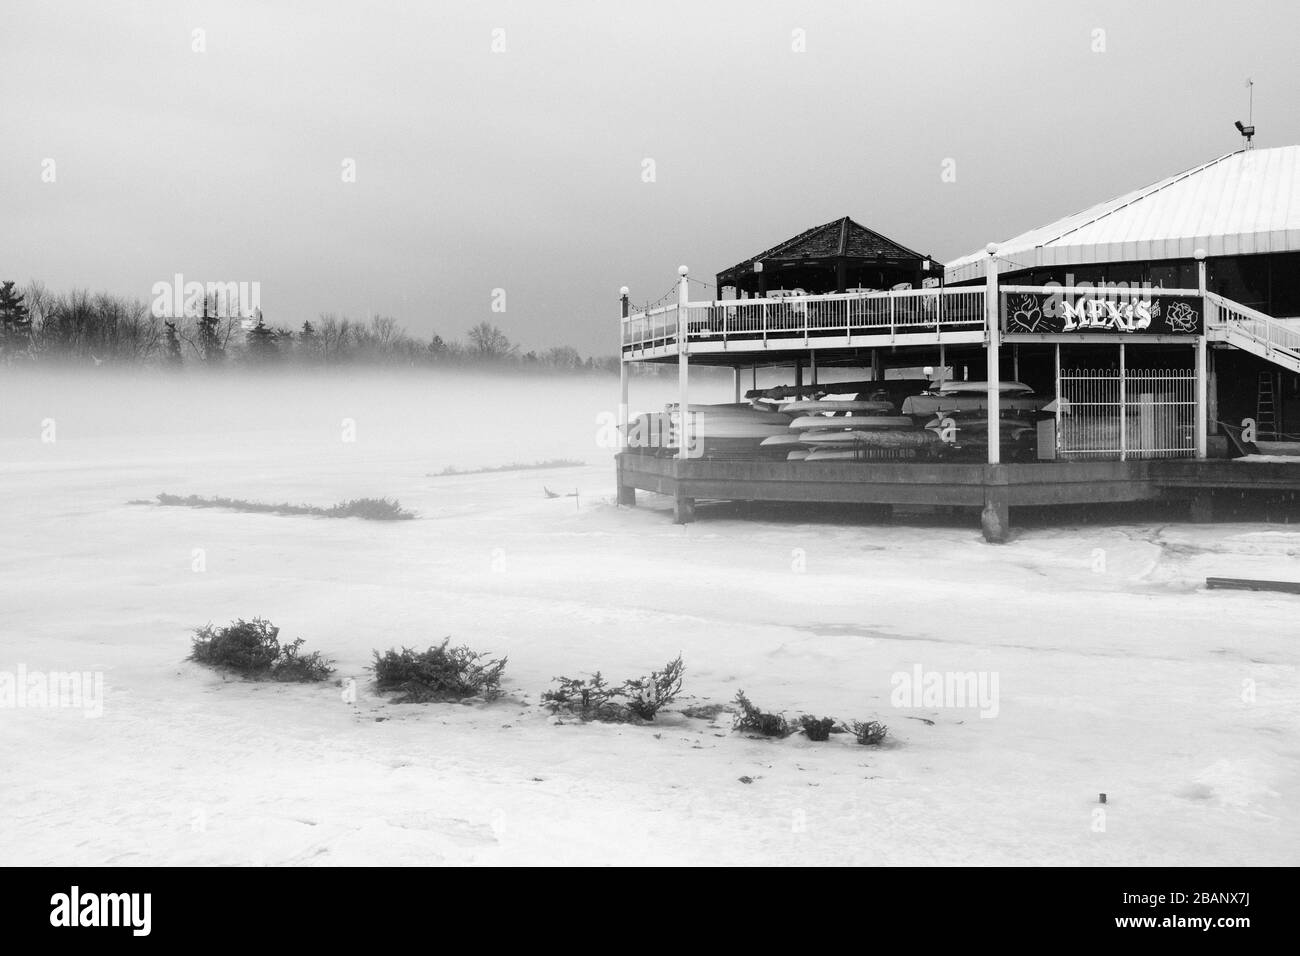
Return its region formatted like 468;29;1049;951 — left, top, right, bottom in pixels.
1;369;1297;865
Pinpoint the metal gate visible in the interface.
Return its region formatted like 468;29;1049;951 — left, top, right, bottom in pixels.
1058;367;1195;459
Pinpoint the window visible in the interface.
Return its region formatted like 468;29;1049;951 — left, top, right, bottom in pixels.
1209;255;1270;309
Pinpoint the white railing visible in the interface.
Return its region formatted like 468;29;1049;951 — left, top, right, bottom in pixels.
621;287;984;350
622;303;679;351
622;285;1300;358
1206;291;1300;358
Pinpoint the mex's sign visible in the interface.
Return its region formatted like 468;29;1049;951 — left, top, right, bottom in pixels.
1003;291;1202;335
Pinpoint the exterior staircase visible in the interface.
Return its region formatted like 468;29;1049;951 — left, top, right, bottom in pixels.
1206;291;1300;376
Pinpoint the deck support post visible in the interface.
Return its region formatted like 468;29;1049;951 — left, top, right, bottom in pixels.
615;455;636;506
985;244;1001;465
1054;342;1062;444
677;266;690;462
1207;348;1218;438
1195;248;1209;459
619;287;630;454
673;493;696;524
981;464;1010;543
1195;338;1209;459
1190;491;1214;523
981;498;1010;543
617;288;635;506
1119;341;1127;461
733;367;742;403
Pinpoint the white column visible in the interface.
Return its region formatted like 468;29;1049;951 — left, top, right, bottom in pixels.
619;287;629;452
733;367;741;403
1195;249;1208;459
1195;339;1208;458
677;266;690;461
985;244;1001;465
1119;341;1127;461
1207;348;1218;433
1054;343;1062;458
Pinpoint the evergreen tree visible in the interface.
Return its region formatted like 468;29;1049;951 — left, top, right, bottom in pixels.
245;311;279;364
163;320;183;367
298;320;318;361
196;300;224;364
0;280;32;359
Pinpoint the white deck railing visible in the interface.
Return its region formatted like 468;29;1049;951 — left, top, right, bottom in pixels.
621;303;680;352
622;287;985;350
620;284;1300;374
1206;291;1300;358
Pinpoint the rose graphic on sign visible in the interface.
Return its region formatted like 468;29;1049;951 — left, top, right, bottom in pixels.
1165;301;1198;332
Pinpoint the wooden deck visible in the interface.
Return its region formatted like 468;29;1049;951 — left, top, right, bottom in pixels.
614;453;1300;541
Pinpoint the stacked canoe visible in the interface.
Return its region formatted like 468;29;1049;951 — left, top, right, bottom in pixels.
627;384;1048;461
907;381;1041;456
759;398;937;461
659;403;793;458
758;384;1047;461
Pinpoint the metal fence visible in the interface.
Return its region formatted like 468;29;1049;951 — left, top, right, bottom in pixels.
1058;367;1195;459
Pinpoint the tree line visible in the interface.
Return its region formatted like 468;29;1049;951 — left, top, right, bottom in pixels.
0;279;648;374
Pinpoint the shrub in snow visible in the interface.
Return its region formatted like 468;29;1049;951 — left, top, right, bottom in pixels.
848;719;888;746
733;690;792;738
799;715;837;742
541;672;625;721
622;655;684;720
325;497;414;520
543;655;685;722
155;493;415;520
189;618;334;682
371;639;506;703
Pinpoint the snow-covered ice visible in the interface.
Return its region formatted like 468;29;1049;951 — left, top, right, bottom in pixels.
1;370;1297;866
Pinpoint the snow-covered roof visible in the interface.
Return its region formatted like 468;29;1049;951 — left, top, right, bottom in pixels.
946;145;1300;283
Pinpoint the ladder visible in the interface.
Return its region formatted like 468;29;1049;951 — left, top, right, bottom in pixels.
1256;372;1277;440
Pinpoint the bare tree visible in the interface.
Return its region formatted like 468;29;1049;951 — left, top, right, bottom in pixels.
467;321;514;359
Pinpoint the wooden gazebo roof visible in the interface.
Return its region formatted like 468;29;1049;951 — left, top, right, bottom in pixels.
716;216;929;290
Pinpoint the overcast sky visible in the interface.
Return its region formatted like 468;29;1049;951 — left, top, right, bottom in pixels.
5;0;1298;352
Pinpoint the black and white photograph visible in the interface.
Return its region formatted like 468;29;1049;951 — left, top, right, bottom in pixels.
0;0;1293;920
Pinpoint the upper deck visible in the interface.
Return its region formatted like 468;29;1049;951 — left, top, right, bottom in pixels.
619;283;1300;367
621;287;986;362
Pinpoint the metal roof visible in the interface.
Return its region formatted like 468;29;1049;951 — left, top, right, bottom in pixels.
946;145;1300;283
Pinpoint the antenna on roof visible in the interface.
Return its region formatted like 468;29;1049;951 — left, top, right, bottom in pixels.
1234;78;1256;149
